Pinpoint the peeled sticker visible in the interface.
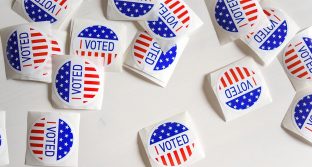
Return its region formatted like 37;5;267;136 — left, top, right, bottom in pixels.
113;0;156;18
217;66;262;110
53;58;103;108
28;116;74;164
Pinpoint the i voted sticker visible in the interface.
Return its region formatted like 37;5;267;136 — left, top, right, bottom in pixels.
132;32;177;72
113;0;155;18
53;58;102;107
217;66;262;110
148;122;196;166
23;0;69;24
246;9;288;50
283;37;312;80
0;129;4;155
72;25;119;66
28;116;74;164
145;0;191;39
292;94;312;141
215;0;261;33
6;25;50;74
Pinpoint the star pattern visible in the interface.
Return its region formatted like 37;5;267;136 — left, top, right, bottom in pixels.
294;95;312;129
78;25;118;40
24;0;57;23
259;21;288;50
57;119;74;160
215;0;238;32
154;45;177;71
147;16;177;38
114;0;154;17
303;37;312;53
226;87;262;110
55;61;71;102
6;31;21;71
150;122;189;145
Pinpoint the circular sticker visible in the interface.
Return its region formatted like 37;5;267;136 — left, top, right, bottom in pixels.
132;32;177;72
247;9;288;50
0;129;4;155
217;66;262;110
113;0;155;18
292;94;312;141
23;0;69;24
283;36;312;80
145;0;191;39
214;0;261;33
72;25;119;66
6;25;50;74
148;122;196;166
53;58;102;107
28;116;74;164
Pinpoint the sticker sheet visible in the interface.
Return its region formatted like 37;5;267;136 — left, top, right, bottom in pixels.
107;0;160;21
0;111;9;166
52;55;105;110
124;31;189;87
70;18;127;72
139;112;205;167
209;57;272;121
25;111;80;166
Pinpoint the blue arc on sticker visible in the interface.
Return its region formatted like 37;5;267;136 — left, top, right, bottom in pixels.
147;17;177;38
153;46;177;71
24;0;57;23
226;87;262;110
114;0;154;17
215;0;238;32
294;95;312;129
150;122;189;145
78;25;119;40
6;31;21;71
303;37;312;53
259;20;288;50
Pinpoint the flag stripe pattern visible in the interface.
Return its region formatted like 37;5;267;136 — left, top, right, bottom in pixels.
294;95;312;131
283;37;312;80
114;0;155;17
75;25;119;66
29;117;74;161
215;0;259;32
149;122;195;166
218;66;262;110
147;0;191;38
133;32;177;71
23;0;69;23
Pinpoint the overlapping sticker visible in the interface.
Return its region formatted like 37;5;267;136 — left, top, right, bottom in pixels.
72;25;119;66
283;36;312;80
6;25;51;75
217;66;262;110
22;0;69;24
28;116;74;163
292;94;312;141
113;0;156;18
132;32;177;72
53;58;102;107
145;0;191;39
148;122;196;166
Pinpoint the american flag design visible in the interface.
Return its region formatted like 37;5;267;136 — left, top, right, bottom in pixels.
0;130;2;152
132;32;177;71
6;26;50;74
217;66;262;110
246;9;288;50
41;39;64;77
113;0;155;18
148;122;195;166
283;37;312;80
146;0;191;39
28;117;74;163
215;0;260;33
293;94;312;140
54;58;102;106
23;0;69;24
73;25;119;67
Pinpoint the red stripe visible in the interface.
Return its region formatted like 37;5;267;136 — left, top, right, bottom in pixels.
34;123;44;127
88;51;92;57
263;10;271;16
243;68;251;77
59;0;66;6
51;40;58;45
173;150;181;165
178;10;188;19
31;33;42;37
164;0;172;4
248;16;257;22
81;51;85;56
291;66;305;74
108;53;112;65
101;53;105;57
136;39;150;47
298;71;308;78
245;9;257;16
285;55;298;63
134;45;147;53
230;68;239;82
169;1;180;9
33;52;48;57
134;52;144;59
30;136;44;141
84;81;100;85
180;147;187;162
242;3;256;10
31;39;46;43
84;94;95;98
224;72;233;85
30;143;43;147
52;47;61;52
161;155;167;165
167;153;175;166
287;60;301;69
31;130;44;134
236;67;245;79
34;59;45;63
84;74;99;78
139;34;153;41
85;67;96;71
154;146;159;155
220;77;227;87
95;52;99;57
182;16;190;24
240;0;250;4
305;127;312;132
285;49;295;56
33;150;43;154
186;145;192;156
173;5;185;14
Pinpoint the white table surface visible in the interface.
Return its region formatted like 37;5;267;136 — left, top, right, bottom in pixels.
0;0;312;167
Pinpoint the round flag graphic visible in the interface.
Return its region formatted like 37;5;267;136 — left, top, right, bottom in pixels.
146;0;191;39
53;58;102;107
292;94;312;141
28;116;74;163
132;32;177;71
148;122;196;166
113;0;155;18
215;0;260;33
283;36;312;80
72;25;119;66
217;66;262;110
6;25;50;74
23;0;69;24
